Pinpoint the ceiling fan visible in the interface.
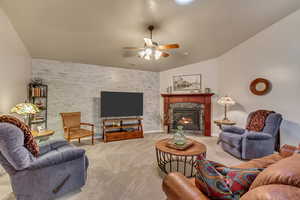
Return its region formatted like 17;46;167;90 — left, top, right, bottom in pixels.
123;25;180;60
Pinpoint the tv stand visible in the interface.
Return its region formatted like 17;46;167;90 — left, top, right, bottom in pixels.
102;117;144;142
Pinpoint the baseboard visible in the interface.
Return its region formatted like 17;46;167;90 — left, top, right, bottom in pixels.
94;135;103;139
144;130;164;134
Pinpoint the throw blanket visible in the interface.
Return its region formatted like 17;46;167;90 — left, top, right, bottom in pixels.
246;110;274;132
0;115;39;157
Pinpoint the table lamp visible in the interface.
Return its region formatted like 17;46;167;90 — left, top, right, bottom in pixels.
11;103;40;125
217;96;235;121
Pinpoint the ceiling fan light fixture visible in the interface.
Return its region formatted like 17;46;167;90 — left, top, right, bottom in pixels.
145;48;153;55
144;55;151;60
124;25;179;61
138;50;145;58
139;48;162;60
155;50;162;60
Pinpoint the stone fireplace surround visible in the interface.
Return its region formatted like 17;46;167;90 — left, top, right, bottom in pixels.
161;93;214;136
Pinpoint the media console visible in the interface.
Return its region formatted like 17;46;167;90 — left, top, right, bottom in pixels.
102;117;144;142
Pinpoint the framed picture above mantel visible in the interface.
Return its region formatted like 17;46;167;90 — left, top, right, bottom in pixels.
173;74;202;92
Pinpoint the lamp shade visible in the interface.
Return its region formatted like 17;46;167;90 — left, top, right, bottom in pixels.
217;96;236;106
11;103;40;115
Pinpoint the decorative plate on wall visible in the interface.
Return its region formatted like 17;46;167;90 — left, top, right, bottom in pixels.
250;78;271;96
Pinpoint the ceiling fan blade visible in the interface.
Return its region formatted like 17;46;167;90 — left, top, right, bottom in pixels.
144;38;153;46
161;52;170;57
123;47;144;50
158;44;180;50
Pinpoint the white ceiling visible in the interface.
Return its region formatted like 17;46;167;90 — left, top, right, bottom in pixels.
1;0;300;72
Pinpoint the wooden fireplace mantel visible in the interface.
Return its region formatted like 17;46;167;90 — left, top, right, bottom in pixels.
161;93;214;136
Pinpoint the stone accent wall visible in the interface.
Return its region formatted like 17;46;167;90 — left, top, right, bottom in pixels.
32;59;161;138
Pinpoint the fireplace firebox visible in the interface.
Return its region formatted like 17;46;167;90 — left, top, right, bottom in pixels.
170;102;204;133
173;108;201;130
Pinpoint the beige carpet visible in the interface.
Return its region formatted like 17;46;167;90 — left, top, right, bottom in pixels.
0;133;242;200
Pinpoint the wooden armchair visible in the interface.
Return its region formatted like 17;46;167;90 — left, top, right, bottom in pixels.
60;112;94;144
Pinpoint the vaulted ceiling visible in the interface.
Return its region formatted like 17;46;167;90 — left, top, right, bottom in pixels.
1;0;300;71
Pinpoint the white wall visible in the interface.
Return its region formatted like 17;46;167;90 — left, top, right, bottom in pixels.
159;59;221;135
0;8;31;114
218;9;300;146
160;9;300;146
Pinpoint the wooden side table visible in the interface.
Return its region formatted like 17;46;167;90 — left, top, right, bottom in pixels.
155;138;207;178
214;120;236;130
32;130;55;142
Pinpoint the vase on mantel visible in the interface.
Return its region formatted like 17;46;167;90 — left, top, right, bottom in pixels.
172;125;187;146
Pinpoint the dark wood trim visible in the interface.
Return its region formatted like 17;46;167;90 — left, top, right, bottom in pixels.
161;93;214;97
161;93;214;136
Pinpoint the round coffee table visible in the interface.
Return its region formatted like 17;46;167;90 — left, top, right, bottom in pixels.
155;138;207;178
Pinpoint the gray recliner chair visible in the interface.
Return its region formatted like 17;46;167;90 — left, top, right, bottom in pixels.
0;122;89;200
219;112;282;160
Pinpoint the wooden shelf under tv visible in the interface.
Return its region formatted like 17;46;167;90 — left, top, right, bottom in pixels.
102;117;144;143
103;117;143;122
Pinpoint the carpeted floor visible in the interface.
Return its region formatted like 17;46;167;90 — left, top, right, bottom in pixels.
0;133;242;200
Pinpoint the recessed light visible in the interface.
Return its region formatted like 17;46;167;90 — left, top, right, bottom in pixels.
175;0;195;5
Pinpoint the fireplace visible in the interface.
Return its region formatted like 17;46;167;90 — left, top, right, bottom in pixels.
161;93;214;136
170;103;204;133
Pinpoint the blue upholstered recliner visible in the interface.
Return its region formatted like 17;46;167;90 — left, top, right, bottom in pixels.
0;122;89;200
219;112;282;160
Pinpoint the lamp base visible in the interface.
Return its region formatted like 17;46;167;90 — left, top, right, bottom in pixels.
223;104;229;122
222;117;229;121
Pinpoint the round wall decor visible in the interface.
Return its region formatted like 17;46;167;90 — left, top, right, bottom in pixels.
250;78;271;96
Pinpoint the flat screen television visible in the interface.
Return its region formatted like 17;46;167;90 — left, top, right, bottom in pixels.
101;91;143;117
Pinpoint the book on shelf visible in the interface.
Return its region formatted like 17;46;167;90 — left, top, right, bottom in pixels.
37;106;46;110
31;86;47;97
34;116;45;120
31;119;45;123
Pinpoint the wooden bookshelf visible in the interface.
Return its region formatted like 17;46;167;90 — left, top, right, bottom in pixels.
28;82;48;130
102;117;143;143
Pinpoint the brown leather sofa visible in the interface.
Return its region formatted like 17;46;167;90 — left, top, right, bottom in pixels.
162;146;300;200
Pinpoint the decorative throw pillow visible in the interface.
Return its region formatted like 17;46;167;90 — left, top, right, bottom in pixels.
216;167;263;176
246;110;274;132
216;167;263;198
0;115;39;157
195;155;235;200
